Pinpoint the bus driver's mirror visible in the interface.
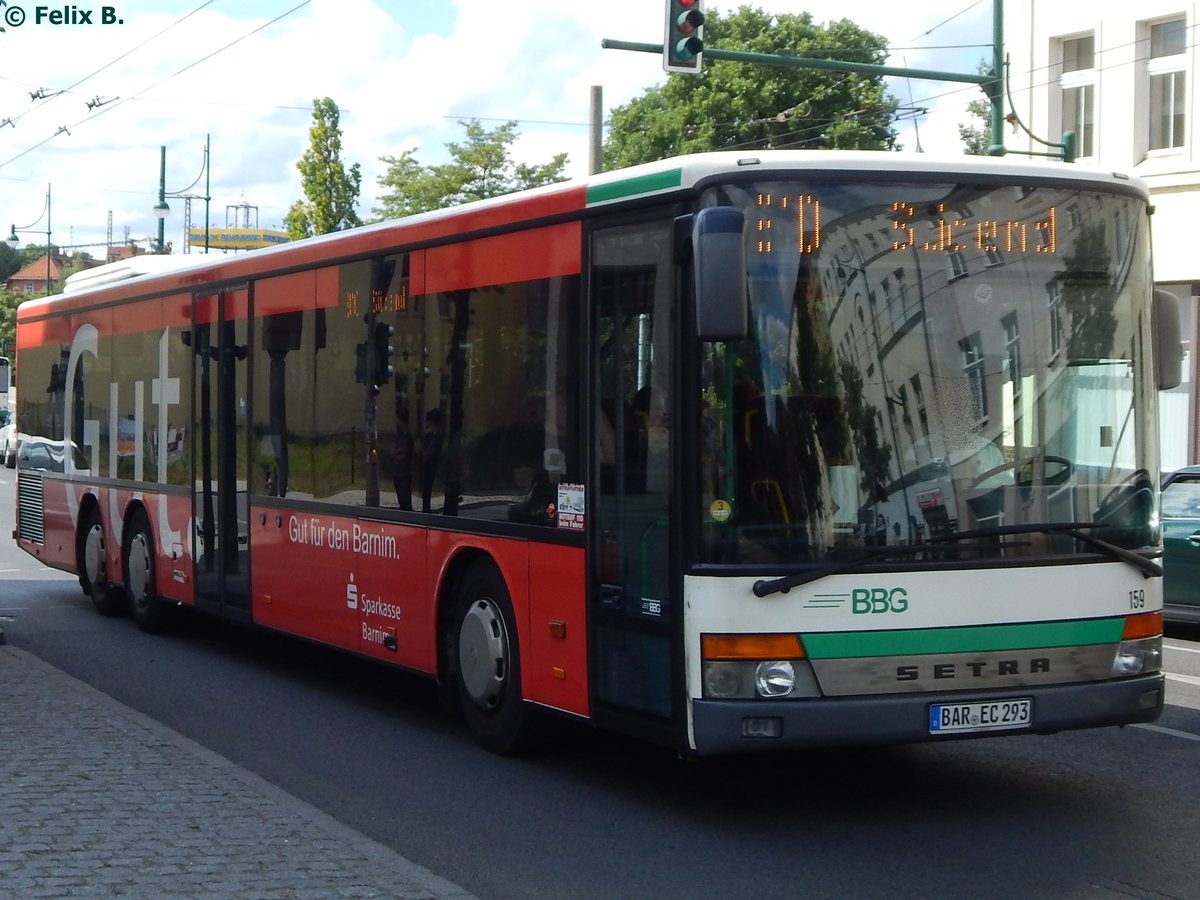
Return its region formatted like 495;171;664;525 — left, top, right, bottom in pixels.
693;207;748;342
1153;288;1183;390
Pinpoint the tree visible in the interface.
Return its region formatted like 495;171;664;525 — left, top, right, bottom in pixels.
0;285;14;357
0;241;21;284
957;61;993;155
374;119;568;220
1062;224;1117;362
286;97;362;240
604;7;898;169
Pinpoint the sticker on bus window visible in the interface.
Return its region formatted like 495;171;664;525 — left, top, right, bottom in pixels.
710;499;732;522
558;483;584;530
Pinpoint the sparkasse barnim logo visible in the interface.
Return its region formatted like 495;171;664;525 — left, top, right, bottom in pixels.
1;4;126;30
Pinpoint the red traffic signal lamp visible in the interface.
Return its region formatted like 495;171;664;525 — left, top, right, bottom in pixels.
664;0;704;75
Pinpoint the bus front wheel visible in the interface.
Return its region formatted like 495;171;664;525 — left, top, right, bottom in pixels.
80;506;125;617
452;563;532;754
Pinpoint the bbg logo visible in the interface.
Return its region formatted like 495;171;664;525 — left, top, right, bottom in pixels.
851;587;908;614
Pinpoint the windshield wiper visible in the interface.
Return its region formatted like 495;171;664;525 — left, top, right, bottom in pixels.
959;522;1162;579
751;522;1161;597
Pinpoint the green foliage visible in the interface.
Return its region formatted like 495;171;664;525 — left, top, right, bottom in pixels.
373;120;568;220
0;242;21;283
57;256;90;285
958;61;994;155
604;7;899;169
838;358;892;503
0;284;14;356
287;97;363;240
1062;224;1117;361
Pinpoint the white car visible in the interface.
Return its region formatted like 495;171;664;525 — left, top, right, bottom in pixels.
1;412;16;468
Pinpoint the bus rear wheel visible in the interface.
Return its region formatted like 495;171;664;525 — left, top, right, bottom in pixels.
125;509;175;633
452;563;533;754
80;506;125;617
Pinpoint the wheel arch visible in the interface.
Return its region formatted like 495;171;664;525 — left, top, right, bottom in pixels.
120;498;152;556
433;543;532;678
435;546;498;684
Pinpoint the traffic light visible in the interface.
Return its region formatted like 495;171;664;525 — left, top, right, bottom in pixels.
372;322;395;386
354;341;369;385
664;0;704;75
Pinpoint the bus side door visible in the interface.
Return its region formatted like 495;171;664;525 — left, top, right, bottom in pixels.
588;217;682;743
191;287;251;619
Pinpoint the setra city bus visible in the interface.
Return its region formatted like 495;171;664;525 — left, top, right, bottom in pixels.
12;151;1181;755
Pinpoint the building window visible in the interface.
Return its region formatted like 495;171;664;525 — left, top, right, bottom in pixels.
1060;35;1095;158
1002;312;1021;396
960;333;988;424
1148;18;1187;151
1048;282;1064;357
911;374;929;440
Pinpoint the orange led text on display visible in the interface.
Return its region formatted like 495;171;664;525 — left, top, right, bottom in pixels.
890;202;1056;255
343;287;408;318
752;194;1057;257
755;193;820;255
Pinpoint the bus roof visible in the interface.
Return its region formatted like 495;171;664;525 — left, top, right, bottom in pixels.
20;150;1148;320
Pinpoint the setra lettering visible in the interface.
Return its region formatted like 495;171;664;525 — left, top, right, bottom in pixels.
896;658;1051;682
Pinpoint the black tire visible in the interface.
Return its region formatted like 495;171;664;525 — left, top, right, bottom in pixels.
80;506;126;616
452;562;533;754
125;509;175;633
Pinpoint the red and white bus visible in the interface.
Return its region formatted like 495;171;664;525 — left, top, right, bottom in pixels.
13;151;1179;754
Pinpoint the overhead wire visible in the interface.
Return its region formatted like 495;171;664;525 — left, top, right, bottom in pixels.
0;0;313;169
0;0;219;131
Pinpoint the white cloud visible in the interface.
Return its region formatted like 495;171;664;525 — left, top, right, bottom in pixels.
0;0;992;254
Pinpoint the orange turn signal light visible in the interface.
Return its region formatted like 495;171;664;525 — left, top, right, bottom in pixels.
701;633;804;660
1122;610;1161;640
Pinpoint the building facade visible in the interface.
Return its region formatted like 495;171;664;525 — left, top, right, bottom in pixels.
1005;2;1200;469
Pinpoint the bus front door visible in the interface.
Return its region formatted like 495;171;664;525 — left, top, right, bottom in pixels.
192;288;251;619
589;219;681;743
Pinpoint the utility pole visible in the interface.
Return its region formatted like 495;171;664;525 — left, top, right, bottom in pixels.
589;86;603;175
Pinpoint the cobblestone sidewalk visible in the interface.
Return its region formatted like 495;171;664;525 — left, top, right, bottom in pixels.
0;642;476;899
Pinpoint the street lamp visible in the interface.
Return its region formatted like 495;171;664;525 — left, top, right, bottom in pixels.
152;135;211;255
6;183;53;295
152;145;168;253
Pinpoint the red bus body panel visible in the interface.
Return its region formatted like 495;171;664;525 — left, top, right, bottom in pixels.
15;181;593;725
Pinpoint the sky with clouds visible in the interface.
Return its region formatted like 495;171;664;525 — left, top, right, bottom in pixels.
0;0;995;256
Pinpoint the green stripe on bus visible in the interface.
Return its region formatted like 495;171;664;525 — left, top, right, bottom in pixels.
801;618;1126;659
586;169;683;204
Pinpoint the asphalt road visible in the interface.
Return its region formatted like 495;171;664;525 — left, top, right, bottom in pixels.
3;470;1200;899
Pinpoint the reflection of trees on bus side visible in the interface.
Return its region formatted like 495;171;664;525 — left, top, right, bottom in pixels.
262;311;304;498
1060;223;1117;362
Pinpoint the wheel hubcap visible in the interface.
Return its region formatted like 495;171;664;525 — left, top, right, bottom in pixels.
127;533;151;607
84;524;105;588
458;597;509;710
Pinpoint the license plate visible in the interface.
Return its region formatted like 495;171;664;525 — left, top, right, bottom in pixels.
929;698;1031;734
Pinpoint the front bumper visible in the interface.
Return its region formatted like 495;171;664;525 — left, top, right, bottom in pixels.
689;673;1165;755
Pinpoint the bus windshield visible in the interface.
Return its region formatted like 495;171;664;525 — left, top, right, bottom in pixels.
695;177;1159;567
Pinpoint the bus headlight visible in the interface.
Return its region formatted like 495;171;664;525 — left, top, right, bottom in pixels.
703;661;747;698
702;659;819;699
700;634;820;699
755;660;796;697
1112;636;1162;677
